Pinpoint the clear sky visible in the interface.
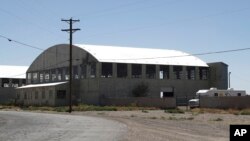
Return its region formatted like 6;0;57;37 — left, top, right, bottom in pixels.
0;0;250;93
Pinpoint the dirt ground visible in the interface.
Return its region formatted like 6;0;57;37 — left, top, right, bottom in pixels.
72;109;250;141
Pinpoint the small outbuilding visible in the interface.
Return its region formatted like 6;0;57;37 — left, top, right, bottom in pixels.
0;65;28;104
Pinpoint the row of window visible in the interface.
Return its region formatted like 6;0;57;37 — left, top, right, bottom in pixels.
0;78;26;88
17;90;66;100
214;93;242;96
27;63;96;84
104;63;208;80
27;63;208;84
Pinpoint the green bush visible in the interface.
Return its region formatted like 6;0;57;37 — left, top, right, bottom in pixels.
132;82;149;97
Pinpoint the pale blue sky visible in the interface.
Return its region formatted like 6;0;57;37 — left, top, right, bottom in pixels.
0;0;250;93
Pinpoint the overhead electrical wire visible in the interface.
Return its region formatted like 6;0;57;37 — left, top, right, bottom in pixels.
1;1;249;42
1;32;250;62
1;1;249;91
0;34;44;51
85;6;250;39
5;59;80;78
0;7;64;41
80;0;149;18
1;33;250;60
1;2;250;63
1;0;182;43
5;46;250;80
83;0;184;21
0;34;68;56
2;34;250;79
0;0;149;42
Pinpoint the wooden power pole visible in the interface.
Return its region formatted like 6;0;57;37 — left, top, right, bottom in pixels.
61;18;80;113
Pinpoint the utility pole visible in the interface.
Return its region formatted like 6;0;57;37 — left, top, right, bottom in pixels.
61;18;80;113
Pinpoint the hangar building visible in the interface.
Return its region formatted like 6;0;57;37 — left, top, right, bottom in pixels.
16;44;228;106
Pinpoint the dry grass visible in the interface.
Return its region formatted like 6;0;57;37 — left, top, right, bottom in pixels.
168;116;194;120
0;105;20;110
149;116;157;119
0;104;159;112
141;110;149;113
239;109;250;115
1;104;250;115
130;114;136;117
190;108;250;115
165;108;185;114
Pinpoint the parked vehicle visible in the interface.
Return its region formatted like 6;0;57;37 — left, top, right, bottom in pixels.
188;99;199;109
188;88;246;109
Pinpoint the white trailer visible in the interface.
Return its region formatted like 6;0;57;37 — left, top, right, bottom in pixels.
196;88;246;97
189;88;246;108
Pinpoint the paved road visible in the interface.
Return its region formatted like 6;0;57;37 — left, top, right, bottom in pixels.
0;111;126;141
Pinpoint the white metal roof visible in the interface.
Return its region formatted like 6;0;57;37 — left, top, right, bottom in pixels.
75;44;208;67
16;82;67;89
0;65;28;79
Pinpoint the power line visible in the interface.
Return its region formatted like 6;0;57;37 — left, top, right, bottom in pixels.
4;60;68;78
83;0;183;21
2;32;250;61
2;33;250;61
5;58;80;78
0;7;64;41
7;46;250;77
0;0;147;42
0;34;44;51
7;47;250;78
0;34;68;56
84;6;250;39
79;0;148;18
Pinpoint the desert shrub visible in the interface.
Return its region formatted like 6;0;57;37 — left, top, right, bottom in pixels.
149;116;157;119
168;116;178;120
130;114;136;117
132;82;149;97
165;108;184;114
240;110;250;115
211;118;223;121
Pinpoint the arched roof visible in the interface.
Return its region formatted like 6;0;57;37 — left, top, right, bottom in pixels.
75;44;208;67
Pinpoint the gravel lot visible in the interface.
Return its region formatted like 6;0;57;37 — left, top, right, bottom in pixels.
0;111;126;141
73;110;250;141
1;109;250;141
